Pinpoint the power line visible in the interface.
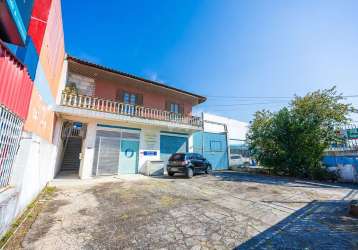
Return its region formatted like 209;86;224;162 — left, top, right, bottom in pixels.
204;94;358;100
203;100;289;107
206;95;291;99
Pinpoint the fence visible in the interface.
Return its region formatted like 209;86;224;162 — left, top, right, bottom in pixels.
0;105;23;188
60;92;203;127
327;123;358;152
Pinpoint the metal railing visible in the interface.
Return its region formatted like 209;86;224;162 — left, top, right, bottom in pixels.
60;92;203;127
0;105;23;188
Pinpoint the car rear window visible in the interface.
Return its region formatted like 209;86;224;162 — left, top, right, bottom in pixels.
169;153;186;161
231;156;240;159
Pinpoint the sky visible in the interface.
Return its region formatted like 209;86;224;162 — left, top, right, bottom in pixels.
62;0;358;122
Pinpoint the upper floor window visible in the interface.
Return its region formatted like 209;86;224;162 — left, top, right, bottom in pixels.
170;103;179;113
124;92;136;105
117;91;143;106
166;101;183;114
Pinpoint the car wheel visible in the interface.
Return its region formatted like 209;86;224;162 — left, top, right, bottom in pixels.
205;165;212;174
168;171;174;176
243;162;250;167
186;168;194;178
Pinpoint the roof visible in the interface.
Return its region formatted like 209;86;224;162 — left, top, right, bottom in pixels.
67;55;207;104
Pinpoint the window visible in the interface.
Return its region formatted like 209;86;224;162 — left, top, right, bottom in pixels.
210;141;223;152
189;153;198;160
123;92;136;105
194;153;204;160
130;94;136;105
166;101;183;114
170;103;179;113
169;153;186;161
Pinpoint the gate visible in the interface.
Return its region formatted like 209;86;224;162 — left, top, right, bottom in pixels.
0;105;23;188
193;131;229;170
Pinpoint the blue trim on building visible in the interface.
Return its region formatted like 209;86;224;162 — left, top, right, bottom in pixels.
97;124;141;131
6;0;27;43
16;37;39;80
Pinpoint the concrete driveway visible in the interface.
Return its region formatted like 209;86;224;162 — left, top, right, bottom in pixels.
18;171;358;249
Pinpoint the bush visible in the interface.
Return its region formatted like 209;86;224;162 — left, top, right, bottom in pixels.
247;87;355;180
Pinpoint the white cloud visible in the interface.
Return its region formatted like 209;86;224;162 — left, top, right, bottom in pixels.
144;71;165;83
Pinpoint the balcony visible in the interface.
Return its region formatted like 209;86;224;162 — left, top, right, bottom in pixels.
58;92;203;128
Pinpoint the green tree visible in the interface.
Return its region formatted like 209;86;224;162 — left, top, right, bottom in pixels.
247;87;355;180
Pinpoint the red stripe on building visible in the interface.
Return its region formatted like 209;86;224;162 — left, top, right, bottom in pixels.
0;41;34;120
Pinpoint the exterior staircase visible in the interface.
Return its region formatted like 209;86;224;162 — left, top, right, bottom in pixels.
61;137;82;171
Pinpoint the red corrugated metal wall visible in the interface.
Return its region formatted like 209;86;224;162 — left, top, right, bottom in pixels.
0;41;33;120
27;0;53;54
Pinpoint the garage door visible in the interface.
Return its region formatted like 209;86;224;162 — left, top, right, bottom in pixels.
96;137;121;175
93;127;140;176
160;134;188;162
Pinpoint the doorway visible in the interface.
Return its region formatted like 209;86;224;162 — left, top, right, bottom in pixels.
59;122;86;177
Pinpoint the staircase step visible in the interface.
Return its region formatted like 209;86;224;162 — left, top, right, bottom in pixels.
61;138;82;172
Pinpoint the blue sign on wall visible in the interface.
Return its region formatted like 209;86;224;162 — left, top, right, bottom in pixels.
144;151;157;156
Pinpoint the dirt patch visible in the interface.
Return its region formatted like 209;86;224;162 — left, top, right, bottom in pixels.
26;199;70;242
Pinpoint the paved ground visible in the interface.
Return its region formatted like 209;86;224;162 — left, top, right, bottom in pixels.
20;171;358;250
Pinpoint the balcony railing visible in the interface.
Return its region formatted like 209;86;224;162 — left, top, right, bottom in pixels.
60;92;203;128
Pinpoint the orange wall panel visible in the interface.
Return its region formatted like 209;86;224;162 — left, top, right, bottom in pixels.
24;86;55;142
38;0;65;99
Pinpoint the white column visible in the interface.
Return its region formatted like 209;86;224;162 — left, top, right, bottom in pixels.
188;133;194;153
79;122;96;179
138;128;160;173
52;118;64;177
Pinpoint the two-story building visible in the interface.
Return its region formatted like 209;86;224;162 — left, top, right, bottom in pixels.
54;56;206;179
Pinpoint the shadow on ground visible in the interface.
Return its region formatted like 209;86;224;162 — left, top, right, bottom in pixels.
213;171;358;190
236;199;358;250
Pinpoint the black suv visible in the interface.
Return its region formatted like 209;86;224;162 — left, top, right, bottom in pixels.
167;153;212;178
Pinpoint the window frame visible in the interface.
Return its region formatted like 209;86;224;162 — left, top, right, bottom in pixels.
121;91;142;106
170;103;179;113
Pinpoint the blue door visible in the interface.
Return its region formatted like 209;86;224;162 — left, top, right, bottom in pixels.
160;135;188;162
119;140;139;174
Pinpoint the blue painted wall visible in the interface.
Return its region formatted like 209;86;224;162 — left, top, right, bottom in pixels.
16;36;38;80
322;155;358;171
193;132;229;170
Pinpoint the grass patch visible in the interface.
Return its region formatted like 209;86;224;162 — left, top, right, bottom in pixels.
0;186;56;249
